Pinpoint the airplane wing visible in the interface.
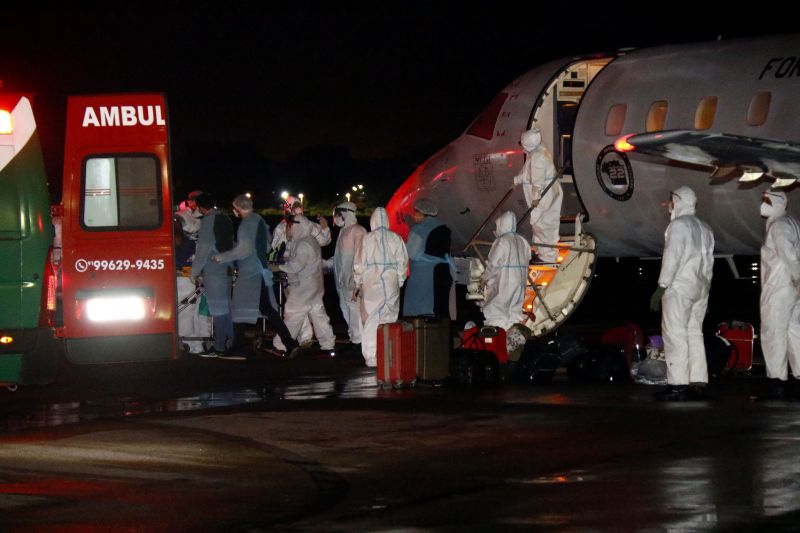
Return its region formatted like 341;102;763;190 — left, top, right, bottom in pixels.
617;130;800;187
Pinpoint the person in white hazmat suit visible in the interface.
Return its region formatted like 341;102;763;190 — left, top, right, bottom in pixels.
323;202;367;348
279;215;337;352
513;128;562;263
758;190;800;400
354;207;408;367
649;186;715;401
271;196;331;351
481;211;531;331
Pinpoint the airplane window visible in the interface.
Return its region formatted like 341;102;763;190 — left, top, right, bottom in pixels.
695;96;718;130
646;101;668;132
605;104;627;136
466;92;509;140
747;91;771;127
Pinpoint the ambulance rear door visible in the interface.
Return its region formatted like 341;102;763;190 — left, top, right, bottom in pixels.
60;94;176;363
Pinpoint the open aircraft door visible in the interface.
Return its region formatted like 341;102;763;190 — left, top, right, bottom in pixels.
59;94;176;363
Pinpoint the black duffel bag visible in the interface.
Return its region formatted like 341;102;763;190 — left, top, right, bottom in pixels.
450;348;499;385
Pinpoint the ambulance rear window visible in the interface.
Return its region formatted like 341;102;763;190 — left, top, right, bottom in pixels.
81;155;161;230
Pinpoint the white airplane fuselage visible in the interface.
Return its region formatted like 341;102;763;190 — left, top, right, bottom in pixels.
387;34;800;258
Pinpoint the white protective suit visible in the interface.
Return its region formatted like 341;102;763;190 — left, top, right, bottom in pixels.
279;215;337;351
271;198;330;350
657;186;715;385
481;211;531;330
324;202;367;344
759;190;800;381
354;207;409;367
513;128;563;263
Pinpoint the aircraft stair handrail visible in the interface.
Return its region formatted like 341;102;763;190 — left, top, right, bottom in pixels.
463;168;567;259
462;187;516;254
515;169;564;225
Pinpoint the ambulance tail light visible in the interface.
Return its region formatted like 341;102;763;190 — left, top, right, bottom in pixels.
0;110;12;134
39;247;59;327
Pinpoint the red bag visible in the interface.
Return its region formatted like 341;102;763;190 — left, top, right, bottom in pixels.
718;321;754;371
463;326;508;364
601;323;645;368
377;321;417;388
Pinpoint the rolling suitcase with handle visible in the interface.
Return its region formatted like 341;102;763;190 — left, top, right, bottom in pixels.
377;321;417;388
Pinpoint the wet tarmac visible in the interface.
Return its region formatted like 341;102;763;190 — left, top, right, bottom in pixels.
1;349;800;531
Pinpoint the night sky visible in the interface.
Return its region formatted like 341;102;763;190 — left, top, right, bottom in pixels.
3;6;795;204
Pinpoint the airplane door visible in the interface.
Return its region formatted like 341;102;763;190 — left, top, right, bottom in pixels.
59;95;176;363
532;59;614;219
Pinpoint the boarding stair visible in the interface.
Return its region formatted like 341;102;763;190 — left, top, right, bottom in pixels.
462;171;597;337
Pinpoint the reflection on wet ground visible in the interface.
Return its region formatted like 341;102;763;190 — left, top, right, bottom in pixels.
0;369;388;432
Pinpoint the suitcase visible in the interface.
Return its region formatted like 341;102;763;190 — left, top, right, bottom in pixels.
377;321;417;388
463;326;508;364
450;348;500;385
411;318;451;381
718;321;754;371
601;323;646;368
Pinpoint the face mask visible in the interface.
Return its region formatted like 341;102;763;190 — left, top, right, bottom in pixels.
334;215;345;227
760;201;775;218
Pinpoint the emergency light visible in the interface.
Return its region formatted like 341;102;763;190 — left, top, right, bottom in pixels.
0;110;12;134
0;336;13;344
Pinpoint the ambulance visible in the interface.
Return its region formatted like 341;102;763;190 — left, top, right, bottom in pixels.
1;93;177;389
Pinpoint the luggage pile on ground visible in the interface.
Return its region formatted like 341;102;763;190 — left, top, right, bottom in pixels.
375;319;756;389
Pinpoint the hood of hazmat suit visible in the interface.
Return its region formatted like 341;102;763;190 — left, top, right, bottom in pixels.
761;190;787;219
669;185;698;221
482;211;531;330
520;128;542;152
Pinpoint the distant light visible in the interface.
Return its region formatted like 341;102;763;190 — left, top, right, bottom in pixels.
614;134;635;152
245;192;252;199
557;256;564;262
345;192;351;202
541;281;548;287
526;304;533;310
358;184;364;190
0;336;13;345
281;191;289;200
0;110;12;134
352;186;358;191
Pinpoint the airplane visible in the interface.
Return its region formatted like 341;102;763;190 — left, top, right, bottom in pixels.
385;33;800;336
